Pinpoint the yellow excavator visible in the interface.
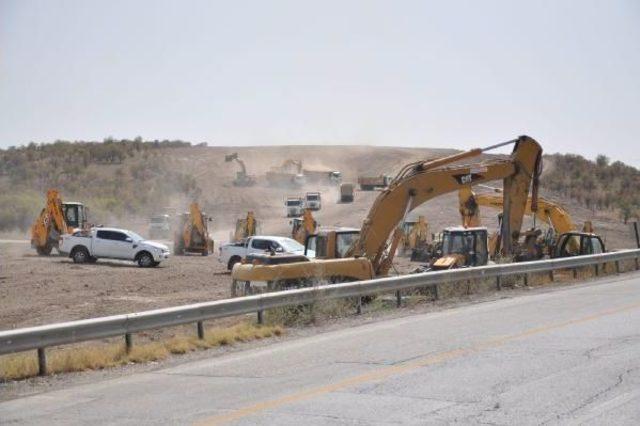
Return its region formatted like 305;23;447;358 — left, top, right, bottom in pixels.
232;211;258;242
173;202;214;256
231;135;543;294
291;209;318;244
224;152;256;186
266;159;305;186
31;189;88;255
458;186;601;259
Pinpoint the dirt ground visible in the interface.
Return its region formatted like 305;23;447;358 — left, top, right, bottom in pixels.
1;145;637;330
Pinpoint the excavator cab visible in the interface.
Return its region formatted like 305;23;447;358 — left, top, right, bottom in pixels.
552;232;605;258
431;227;489;270
305;229;360;259
62;202;87;230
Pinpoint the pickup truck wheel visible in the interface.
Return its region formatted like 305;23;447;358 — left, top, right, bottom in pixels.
137;251;154;267
227;256;241;271
71;247;89;264
87;256;98;263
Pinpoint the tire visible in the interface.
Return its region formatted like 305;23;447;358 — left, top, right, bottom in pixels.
71;246;89;264
87;256;98;263
36;244;53;256
137;251;154;268
174;242;184;256
227;256;241;271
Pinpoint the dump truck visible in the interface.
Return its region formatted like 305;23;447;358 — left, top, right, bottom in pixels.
339;183;354;203
358;175;392;191
232;135;543;294
30;189;89;255
303;169;342;185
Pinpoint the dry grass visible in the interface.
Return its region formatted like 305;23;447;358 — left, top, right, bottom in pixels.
0;322;283;382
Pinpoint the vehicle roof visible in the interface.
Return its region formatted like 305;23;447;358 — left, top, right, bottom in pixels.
250;235;300;242
316;226;360;233
91;226;135;233
443;226;488;232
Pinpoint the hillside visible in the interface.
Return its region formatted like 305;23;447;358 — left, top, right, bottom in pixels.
1;139;638;249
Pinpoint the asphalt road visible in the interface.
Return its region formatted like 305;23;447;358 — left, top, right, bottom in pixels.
2;272;640;425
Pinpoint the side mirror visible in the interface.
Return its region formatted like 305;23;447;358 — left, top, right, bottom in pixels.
125;237;133;243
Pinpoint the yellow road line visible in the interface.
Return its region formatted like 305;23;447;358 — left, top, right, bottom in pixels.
195;302;640;425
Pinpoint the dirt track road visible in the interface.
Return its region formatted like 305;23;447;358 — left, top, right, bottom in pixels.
0;241;230;329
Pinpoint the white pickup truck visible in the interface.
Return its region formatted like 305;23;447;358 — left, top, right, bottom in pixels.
218;235;311;270
60;227;170;267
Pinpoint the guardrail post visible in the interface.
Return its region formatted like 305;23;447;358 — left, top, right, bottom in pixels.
594;264;599;277
125;333;133;353
356;297;362;315
396;290;401;308
37;348;47;376
257;310;264;325
523;273;529;286
615;261;620;274
197;321;205;339
636;257;639;271
433;283;439;300
496;276;501;291
548;270;554;282
572;268;578;279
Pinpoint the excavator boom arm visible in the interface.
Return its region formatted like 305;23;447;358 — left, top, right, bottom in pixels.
355;136;542;274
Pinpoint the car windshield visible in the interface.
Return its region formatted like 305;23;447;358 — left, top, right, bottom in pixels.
278;238;305;252
286;200;300;206
126;231;145;242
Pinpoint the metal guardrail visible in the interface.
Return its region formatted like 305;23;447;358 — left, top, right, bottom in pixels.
1;249;639;375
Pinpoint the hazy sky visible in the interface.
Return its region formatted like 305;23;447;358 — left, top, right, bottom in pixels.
1;0;639;164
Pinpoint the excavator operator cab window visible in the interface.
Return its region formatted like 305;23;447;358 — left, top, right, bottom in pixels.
441;229;488;267
555;233;604;257
305;234;327;258
335;231;359;258
63;205;79;228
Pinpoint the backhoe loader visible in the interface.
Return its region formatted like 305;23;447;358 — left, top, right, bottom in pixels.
30;189;88;255
225;152;256;186
173;203;214;256
232;211;258;242
231;135;543;295
291;209;318;244
399;215;431;260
